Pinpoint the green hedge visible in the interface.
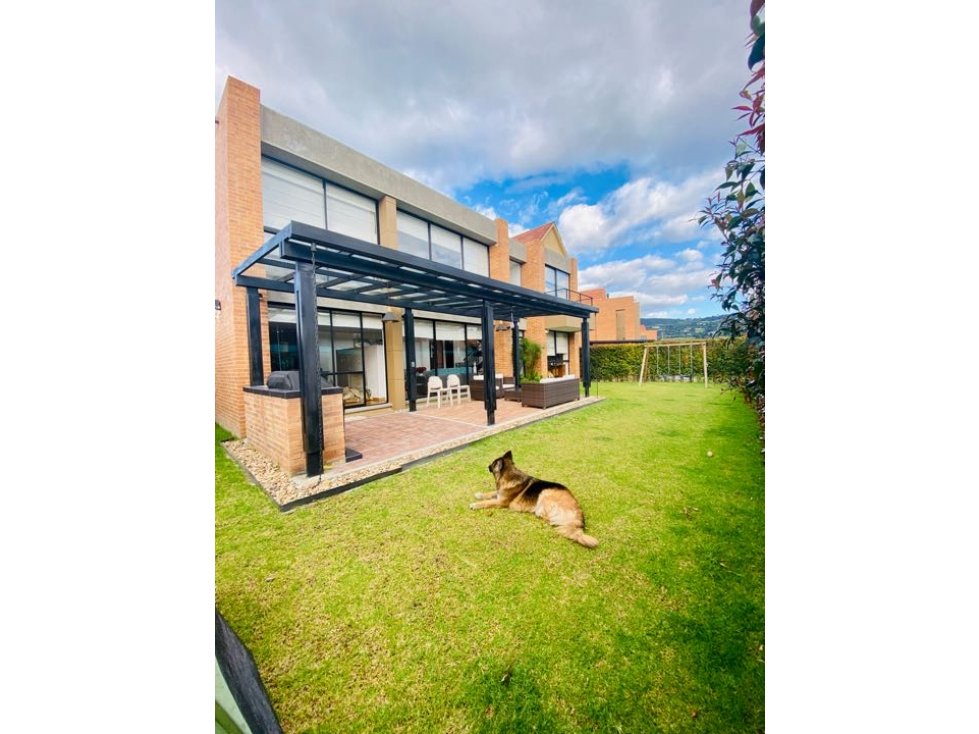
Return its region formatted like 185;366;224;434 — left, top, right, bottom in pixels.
589;339;752;383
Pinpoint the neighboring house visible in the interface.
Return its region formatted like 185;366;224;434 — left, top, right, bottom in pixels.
579;288;658;343
507;222;594;379
215;77;593;440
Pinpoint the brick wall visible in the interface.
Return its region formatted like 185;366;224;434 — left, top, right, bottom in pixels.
243;391;346;476
522;230;548;377
568;259;581;376
378;196;406;408
580;290;649;342
215;78;266;437
489;218;515;377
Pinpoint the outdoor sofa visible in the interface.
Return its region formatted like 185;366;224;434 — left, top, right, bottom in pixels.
469;375;514;402
520;375;580;409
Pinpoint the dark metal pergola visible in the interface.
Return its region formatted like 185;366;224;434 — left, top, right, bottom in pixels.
233;221;597;476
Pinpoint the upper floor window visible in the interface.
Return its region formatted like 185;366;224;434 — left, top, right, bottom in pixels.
463;237;489;277
430;223;463;269
545;265;570;298
261;157;378;243
396;211;489;277
326;183;377;243
509;259;522;286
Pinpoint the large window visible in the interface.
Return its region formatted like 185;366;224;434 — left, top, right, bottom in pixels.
408;319;484;399
326;183;377;243
396;211;489;276
430;224;463;268
463;237;489;277
262;158;325;229
396;212;429;258
267;305;387;408
262;157;378;244
545;265;570;299
546;330;570;377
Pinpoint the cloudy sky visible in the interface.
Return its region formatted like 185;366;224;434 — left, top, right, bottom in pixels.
216;0;754;318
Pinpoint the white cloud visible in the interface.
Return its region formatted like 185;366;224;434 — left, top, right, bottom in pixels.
216;0;747;193
557;169;721;254
660;213;703;242
473;204;499;220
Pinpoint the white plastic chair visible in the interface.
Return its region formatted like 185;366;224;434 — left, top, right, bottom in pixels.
426;375;449;408
446;373;471;404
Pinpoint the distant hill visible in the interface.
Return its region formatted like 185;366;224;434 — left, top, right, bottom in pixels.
641;314;728;340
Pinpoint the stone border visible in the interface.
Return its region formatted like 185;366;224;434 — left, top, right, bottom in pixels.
221;396;603;508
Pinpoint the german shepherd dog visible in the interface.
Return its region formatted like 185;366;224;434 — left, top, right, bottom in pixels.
469;450;598;548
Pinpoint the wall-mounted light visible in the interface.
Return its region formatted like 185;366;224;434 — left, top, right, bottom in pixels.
215;299;222;312
494;322;512;332
381;310;400;324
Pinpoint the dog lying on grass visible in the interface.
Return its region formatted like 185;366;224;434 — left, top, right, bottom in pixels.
469;450;598;548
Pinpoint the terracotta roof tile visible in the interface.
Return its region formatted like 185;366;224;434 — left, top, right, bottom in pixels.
511;221;554;244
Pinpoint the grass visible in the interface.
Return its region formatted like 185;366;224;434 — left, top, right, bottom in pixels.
216;382;764;733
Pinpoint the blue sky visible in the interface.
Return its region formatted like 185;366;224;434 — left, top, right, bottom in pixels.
216;0;752;318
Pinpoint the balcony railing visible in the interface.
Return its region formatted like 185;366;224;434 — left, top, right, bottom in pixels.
553;287;593;305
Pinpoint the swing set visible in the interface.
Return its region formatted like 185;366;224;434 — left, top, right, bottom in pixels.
638;341;709;386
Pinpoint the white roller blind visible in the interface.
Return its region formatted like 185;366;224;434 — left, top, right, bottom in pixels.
326;184;377;243
397;212;430;258
262;158;325;229
436;321;466;340
463;238;489;277
331;312;361;329
430;225;462;268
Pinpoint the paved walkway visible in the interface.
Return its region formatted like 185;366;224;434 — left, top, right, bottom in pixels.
284;394;603;508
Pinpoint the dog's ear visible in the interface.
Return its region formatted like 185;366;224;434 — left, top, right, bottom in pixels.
503;450;512;461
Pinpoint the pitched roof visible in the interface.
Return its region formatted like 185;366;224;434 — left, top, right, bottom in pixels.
511;221;554;245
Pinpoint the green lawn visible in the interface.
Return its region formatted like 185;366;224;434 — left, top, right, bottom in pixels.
216;382;764;733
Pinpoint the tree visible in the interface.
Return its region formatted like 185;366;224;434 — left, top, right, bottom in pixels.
699;0;765;422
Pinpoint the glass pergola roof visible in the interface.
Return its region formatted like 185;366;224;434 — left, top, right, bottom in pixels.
232;221;598;321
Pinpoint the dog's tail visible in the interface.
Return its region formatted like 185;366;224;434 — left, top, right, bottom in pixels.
557;525;599;549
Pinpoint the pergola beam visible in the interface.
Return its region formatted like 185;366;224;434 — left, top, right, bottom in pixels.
232;221;598;477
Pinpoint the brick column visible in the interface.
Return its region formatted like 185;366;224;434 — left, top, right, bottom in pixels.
523;230;547;377
215;77;265;437
490;219;514;377
568;258;581;376
378;195;406;409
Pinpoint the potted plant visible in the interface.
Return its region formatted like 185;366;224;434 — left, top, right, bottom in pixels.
520;337;543;383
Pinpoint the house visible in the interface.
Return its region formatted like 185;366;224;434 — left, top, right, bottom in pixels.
508;223;594;377
579;288;658;343
215;77;597;475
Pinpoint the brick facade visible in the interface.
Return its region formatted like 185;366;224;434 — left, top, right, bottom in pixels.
489;218;515;377
243;390;346;475
215;78;267;437
216;77;598;476
580;288;658;342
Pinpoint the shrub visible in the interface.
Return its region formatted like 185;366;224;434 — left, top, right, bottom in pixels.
520;337;543;382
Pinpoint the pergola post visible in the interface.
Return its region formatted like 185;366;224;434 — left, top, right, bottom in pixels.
481;301;496;425
511;315;521;388
581;317;591;397
295;262;323;477
404;308;417;411
245;287;264;387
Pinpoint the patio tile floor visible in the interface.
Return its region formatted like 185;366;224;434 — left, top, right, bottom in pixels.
280;394;603;508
